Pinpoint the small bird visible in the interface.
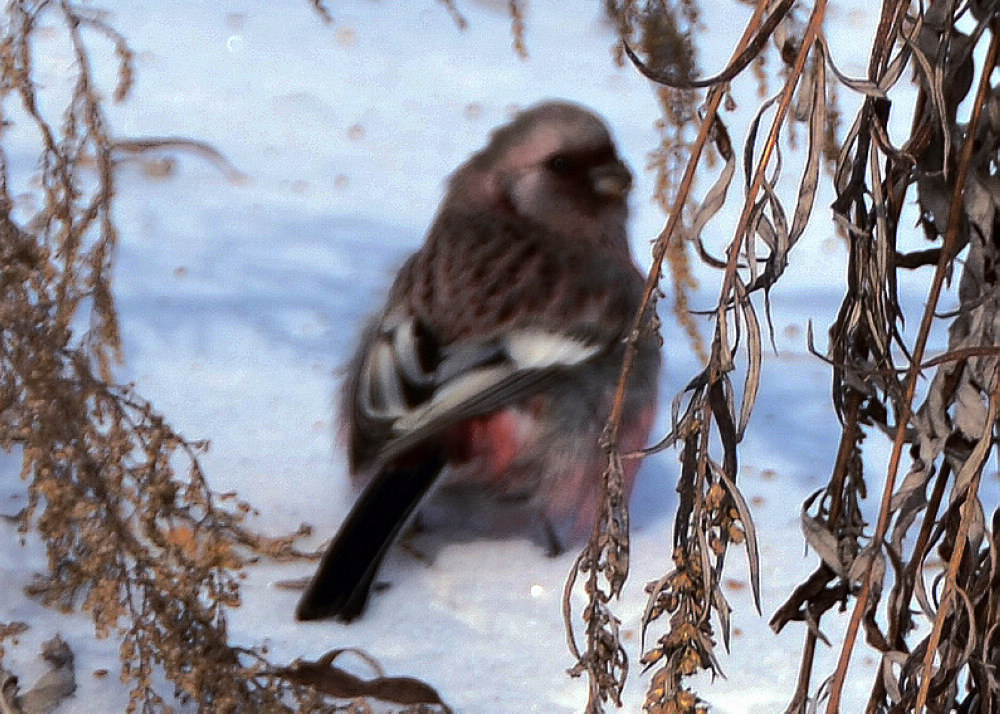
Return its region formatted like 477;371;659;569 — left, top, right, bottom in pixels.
296;101;660;622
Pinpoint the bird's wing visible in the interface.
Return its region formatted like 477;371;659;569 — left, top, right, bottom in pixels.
343;209;644;473
350;316;612;470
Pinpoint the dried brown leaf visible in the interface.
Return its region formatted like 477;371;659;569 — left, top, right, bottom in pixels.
274;649;453;712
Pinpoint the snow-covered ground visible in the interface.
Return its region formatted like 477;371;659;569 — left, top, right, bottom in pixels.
0;1;930;711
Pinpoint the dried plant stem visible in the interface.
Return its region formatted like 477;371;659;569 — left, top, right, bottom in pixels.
606;0;773;443
572;3;775;709
826;15;1000;713
913;373;998;711
786;630;818;714
784;388;863;713
910;28;1000;710
865;460;950;712
719;0;826;305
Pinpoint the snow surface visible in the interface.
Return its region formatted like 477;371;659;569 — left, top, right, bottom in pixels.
0;1;957;712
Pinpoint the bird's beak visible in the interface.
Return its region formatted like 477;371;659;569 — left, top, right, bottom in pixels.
590;160;633;199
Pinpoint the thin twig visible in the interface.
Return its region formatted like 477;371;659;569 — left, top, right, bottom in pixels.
575;1;774;707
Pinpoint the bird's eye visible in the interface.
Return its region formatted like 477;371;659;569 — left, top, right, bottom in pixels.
547;154;572;174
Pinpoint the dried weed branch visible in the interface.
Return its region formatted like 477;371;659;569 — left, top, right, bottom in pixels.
563;7;709;711
565;0;839;711
574;0;1000;709
764;1;1000;711
0;3;447;712
608;0;707;361
609;0;1000;710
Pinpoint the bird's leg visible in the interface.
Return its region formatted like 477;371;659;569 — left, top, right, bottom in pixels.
543;518;564;557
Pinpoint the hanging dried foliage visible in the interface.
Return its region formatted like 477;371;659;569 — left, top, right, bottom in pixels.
567;0;1000;712
567;0;832;710
767;1;1000;711
0;2;449;712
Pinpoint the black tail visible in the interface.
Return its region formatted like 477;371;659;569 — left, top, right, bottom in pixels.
295;453;444;622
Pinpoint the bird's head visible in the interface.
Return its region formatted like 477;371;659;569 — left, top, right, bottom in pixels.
448;101;633;249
